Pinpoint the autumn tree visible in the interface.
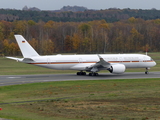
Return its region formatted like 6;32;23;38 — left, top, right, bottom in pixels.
79;23;91;53
13;21;27;35
2;39;10;55
72;33;81;52
1;18;160;56
44;20;55;40
42;39;54;55
130;27;144;52
99;20;109;53
9;42;19;56
64;35;72;52
28;38;39;52
128;17;137;23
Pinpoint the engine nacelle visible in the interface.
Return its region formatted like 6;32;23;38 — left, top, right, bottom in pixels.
108;64;126;74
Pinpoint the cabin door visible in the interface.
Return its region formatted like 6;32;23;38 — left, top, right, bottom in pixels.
47;58;51;64
79;58;83;63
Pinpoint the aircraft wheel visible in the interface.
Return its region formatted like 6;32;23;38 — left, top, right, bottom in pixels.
145;71;149;74
93;73;98;76
95;73;99;76
77;72;80;75
89;73;92;76
77;72;86;75
145;68;149;74
82;72;86;75
89;73;98;76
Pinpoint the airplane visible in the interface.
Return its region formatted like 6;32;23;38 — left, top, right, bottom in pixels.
6;35;156;76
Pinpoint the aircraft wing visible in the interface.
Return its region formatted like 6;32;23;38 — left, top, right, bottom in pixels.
71;55;110;72
85;55;111;72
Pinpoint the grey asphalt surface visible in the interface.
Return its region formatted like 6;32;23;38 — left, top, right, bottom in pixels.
0;72;160;86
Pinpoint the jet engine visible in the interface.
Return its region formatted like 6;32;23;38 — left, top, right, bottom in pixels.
108;64;126;74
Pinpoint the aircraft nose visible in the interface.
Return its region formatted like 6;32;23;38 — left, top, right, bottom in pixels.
153;61;156;66
152;61;157;66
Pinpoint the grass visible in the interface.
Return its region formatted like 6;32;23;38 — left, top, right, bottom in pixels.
1;79;160;119
0;52;160;75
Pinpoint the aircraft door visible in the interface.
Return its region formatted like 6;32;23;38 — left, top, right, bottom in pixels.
47;58;51;64
79;58;83;63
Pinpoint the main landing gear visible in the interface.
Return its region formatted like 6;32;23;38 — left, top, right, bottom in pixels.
145;67;149;74
77;71;86;75
89;72;99;76
76;71;99;76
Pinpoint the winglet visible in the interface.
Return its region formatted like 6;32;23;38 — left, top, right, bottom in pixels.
97;54;110;67
97;54;108;64
14;35;39;58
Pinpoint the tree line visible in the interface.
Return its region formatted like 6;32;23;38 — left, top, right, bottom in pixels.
0;17;160;56
1;8;160;22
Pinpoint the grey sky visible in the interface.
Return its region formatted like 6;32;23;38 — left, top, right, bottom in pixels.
0;0;160;10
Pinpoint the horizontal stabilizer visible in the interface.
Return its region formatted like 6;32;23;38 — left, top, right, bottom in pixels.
6;57;34;63
6;57;23;62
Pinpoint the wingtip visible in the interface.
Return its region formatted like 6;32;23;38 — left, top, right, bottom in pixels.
97;54;102;58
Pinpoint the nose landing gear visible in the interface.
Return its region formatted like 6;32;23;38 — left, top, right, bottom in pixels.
145;68;149;74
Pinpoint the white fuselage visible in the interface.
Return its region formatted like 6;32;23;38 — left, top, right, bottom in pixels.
7;35;157;75
26;54;156;71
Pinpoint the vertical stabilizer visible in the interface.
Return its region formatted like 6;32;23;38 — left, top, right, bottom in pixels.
14;35;39;58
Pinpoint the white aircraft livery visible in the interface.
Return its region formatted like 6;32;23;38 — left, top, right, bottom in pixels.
7;35;156;76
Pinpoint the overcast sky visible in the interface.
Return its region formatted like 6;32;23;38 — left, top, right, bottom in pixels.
0;0;160;10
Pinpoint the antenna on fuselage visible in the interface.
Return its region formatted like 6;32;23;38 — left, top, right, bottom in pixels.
146;46;148;55
146;51;148;55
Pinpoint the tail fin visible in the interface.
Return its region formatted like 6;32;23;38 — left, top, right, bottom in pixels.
14;35;39;58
